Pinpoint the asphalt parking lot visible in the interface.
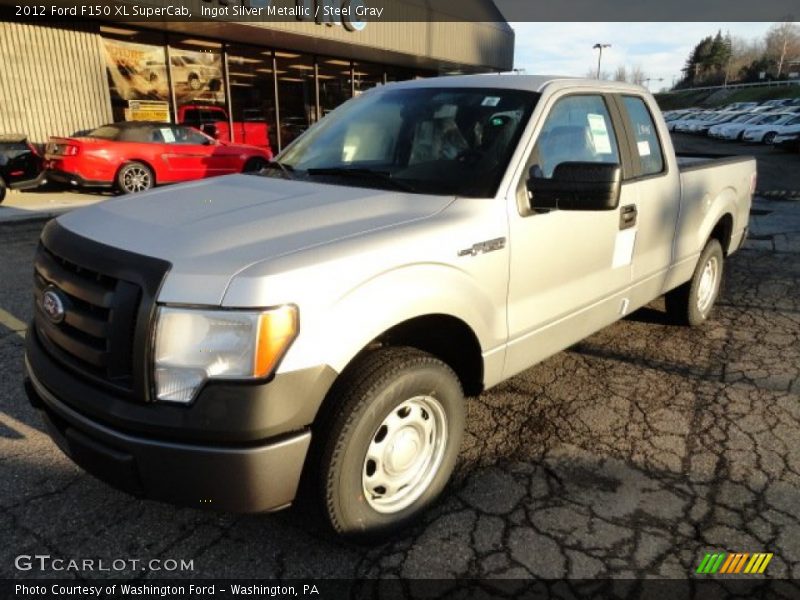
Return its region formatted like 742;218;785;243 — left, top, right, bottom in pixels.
1;134;799;583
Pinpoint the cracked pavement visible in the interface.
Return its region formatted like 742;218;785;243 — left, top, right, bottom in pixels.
1;136;799;583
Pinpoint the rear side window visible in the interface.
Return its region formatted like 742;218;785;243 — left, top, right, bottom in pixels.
87;126;121;140
622;96;664;176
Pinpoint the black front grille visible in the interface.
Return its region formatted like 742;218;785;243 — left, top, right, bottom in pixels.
34;246;141;391
32;220;171;402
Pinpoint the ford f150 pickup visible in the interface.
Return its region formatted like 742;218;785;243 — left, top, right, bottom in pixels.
24;76;755;536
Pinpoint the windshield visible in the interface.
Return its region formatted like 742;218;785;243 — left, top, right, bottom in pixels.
276;87;540;197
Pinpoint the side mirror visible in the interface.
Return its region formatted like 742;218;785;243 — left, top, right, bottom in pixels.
527;162;621;211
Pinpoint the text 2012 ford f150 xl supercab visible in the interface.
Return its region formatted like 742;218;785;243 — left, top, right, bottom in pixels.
25;76;755;536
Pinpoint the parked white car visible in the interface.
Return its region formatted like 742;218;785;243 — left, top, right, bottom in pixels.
672;111;717;132
686;111;745;134
741;114;800;144
711;113;789;141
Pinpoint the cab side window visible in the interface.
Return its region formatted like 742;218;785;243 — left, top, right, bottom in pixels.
531;95;620;178
622;96;664;176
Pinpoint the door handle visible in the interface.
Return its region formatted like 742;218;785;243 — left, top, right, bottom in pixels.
619;204;637;230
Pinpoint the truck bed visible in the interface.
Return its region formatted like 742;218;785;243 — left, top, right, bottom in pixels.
676;152;755;172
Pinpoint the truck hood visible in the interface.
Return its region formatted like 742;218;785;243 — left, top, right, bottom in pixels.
56;174;454;305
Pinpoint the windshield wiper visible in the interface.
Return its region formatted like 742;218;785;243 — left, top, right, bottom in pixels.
260;160;294;179
305;167;417;193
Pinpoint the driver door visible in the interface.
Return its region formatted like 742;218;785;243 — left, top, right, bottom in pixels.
162;125;228;180
504;93;636;378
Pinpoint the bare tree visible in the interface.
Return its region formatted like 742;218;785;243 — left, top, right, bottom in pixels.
613;65;628;82
765;21;800;77
629;65;647;86
585;68;611;80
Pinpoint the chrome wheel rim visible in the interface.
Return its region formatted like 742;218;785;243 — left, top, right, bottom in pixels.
696;255;719;314
362;395;447;514
122;167;151;193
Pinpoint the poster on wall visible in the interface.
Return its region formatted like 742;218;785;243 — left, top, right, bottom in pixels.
170;48;226;108
102;38;170;104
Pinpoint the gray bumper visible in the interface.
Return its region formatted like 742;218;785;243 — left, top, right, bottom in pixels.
25;365;311;513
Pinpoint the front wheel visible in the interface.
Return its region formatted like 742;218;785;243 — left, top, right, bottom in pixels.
763;131;777;145
116;162;154;194
318;347;465;537
665;239;724;326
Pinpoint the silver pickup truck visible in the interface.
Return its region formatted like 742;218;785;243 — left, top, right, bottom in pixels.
25;75;755;536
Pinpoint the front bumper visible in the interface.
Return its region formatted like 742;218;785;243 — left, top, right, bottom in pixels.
25;362;312;513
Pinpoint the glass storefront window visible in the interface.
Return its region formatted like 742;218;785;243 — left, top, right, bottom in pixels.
100;27;171;124
352;62;384;95
226;45;277;153
385;65;434;83
275;51;316;149
318;57;352;119
100;27;448;152
168;37;228;141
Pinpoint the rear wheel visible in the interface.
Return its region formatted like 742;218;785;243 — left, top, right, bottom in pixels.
116;162;154;194
317;347;465;537
665;239;724;326
763;131;777;145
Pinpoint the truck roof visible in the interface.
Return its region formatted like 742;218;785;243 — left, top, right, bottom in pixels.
382;74;649;95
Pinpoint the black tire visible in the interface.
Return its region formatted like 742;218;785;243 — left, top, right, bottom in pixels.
317;347;465;537
116;162;154;194
242;157;268;173
763;131;777;145
0;178;6;204
665;239;724;327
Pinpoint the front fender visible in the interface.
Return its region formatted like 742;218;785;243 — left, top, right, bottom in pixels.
278;262;506;382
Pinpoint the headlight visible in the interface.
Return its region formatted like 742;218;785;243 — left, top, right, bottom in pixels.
153;305;298;403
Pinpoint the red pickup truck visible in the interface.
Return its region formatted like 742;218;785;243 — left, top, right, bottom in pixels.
177;105;273;157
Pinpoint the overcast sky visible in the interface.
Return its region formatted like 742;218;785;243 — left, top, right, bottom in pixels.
510;23;776;90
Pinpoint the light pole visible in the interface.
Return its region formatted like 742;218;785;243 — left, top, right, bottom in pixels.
644;77;664;89
593;43;611;79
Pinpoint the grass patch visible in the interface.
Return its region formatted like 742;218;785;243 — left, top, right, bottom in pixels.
655;84;800;110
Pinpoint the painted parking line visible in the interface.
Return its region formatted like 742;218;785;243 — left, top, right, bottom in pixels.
0;308;26;339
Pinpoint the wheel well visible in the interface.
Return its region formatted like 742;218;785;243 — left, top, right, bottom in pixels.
710;213;734;255
116;160;155;186
371;314;484;396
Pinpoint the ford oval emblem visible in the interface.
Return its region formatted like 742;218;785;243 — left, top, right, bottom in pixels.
42;287;66;324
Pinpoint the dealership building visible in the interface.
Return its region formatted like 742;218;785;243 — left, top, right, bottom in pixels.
0;0;514;151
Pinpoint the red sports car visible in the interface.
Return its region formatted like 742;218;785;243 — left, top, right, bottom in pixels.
45;122;273;194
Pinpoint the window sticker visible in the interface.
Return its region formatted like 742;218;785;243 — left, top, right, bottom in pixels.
587;113;613;154
481;96;501;107
612;229;637;269
160;127;175;143
637;140;651;157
